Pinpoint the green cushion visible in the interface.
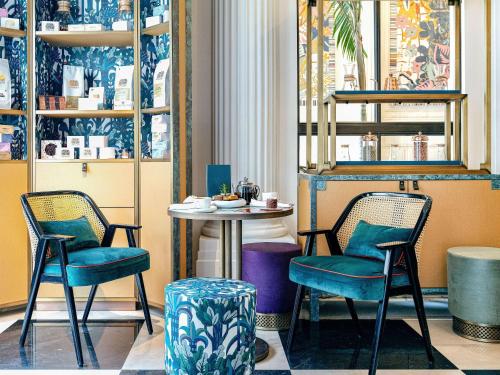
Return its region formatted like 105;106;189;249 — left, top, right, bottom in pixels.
39;217;100;256
289;255;409;301
344;220;412;263
43;247;150;287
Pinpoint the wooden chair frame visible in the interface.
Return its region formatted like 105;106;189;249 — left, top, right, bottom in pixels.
287;192;434;375
19;190;153;367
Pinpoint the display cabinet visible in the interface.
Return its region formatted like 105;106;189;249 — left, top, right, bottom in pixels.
0;0;189;311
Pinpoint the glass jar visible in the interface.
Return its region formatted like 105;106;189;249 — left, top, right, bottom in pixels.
390;144;404;161
436;143;446;161
117;0;133;23
360;132;378;161
339;144;351;161
56;0;73;31
412;132;429;161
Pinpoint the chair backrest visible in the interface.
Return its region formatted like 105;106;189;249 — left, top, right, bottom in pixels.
334;192;432;264
21;191;109;267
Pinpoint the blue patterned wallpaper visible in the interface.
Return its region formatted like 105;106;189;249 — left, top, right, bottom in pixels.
35;0;135;157
140;0;170;158
0;0;27;160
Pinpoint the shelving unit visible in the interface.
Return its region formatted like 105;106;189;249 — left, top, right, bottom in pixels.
36;109;135;119
36;31;134;48
0;109;25;116
141;106;171;115
142;22;169;37
0;27;25;38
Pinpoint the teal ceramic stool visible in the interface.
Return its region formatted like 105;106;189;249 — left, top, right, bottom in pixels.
448;247;500;342
164;277;257;374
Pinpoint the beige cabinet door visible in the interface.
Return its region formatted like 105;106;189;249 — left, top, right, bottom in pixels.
35;161;135;207
0;163;28;309
140;161;172;307
408;179;500;287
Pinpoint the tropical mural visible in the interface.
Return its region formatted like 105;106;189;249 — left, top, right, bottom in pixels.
0;0;27;160
390;0;451;90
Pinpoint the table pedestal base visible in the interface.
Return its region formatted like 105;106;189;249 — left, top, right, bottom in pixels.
255;337;269;362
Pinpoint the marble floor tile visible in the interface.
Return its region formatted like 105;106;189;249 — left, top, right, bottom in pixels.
280;319;456;370
462;371;500;375
255;330;291;371
0;320;143;370
0;371;120;375
404;319;479;346
122;318;165;370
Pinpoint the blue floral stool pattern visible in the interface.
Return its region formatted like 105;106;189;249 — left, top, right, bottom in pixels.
164;277;257;375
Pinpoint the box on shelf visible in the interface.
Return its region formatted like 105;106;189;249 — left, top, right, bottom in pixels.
56;147;74;160
153;59;170;108
84;24;105;32
152;114;169;132
0;134;13;143
1;17;20;30
114;99;133;110
80;147;97;160
41;21;60;32
0;152;11;160
112;20;132;31
78;98;102;111
66;136;85;149
41;140;61;160
68;24;85;32
63;65;84;110
99;147;116;159
89;135;108;149
39;95;66;110
88;87;105;105
0;142;10;152
152;141;168;159
145;15;162;28
0;8;8;18
0;125;14;134
113;65;134;108
0;59;11;110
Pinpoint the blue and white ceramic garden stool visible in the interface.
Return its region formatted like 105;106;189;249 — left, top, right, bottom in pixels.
164;277;257;375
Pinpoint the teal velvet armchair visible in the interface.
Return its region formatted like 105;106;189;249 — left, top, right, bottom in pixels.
287;192;433;375
19;191;153;367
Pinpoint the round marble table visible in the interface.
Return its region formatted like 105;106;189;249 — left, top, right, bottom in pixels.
168;205;294;361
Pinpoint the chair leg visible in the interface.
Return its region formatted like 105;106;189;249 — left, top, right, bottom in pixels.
369;296;390;375
82;285;98;325
286;284;305;353
63;282;84;367
345;297;361;338
19;263;43;346
409;275;434;363
135;273;153;334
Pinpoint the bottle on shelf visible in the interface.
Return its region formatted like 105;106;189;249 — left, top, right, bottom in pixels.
113;0;133;31
55;0;73;31
339;144;351;161
412;131;429;161
360;132;378;161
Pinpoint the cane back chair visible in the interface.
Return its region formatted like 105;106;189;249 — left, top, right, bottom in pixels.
287;192;433;375
20;191;153;367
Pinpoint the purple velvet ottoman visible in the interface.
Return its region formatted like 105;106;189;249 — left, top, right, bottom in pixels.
242;242;302;330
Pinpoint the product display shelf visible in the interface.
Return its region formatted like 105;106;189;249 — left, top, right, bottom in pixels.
35;158;134;164
36;109;135;119
0;26;25;38
141;106;171;115
0;109;25;116
36;30;134;48
142;22;169;37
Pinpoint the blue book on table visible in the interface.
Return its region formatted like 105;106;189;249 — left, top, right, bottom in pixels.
206;164;231;197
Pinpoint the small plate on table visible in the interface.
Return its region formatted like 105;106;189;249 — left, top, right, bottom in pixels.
212;199;247;209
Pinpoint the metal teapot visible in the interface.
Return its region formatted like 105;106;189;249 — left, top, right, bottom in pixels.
235;177;260;205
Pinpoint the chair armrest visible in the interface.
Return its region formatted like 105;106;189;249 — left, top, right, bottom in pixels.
297;228;331;236
376;241;411;250
40;234;76;242
109;224;142;230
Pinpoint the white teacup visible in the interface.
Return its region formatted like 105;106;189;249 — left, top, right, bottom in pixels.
194;197;211;209
262;192;278;201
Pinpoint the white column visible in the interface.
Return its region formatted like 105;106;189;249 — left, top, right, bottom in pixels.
197;0;298;277
491;0;500;174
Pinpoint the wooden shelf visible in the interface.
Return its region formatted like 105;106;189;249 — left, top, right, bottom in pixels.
140;158;170;163
142;22;169;36
36;31;134;47
0;109;25;116
36;159;134;164
0;27;26;38
141;106;171;115
0;160;27;164
36;109;134;118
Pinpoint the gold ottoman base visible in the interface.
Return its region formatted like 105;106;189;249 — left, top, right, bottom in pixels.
256;312;291;331
453;316;500;343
